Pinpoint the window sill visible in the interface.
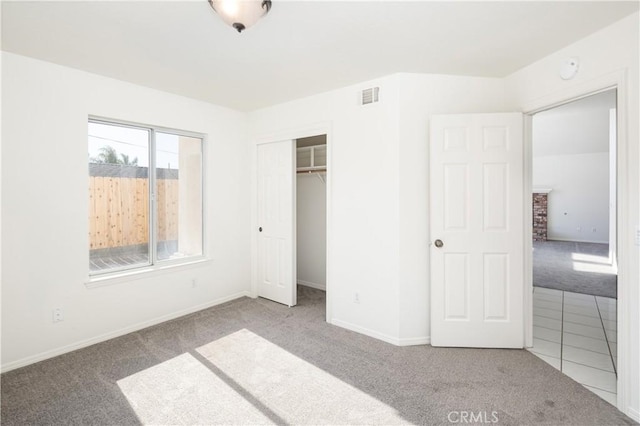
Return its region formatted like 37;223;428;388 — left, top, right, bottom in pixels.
85;257;213;289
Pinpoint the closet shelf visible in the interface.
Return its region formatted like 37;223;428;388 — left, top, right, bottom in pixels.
296;144;326;172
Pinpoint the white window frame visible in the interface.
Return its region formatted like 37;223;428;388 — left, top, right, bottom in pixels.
87;116;207;282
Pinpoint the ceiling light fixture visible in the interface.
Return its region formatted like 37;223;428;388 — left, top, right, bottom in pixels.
208;0;272;33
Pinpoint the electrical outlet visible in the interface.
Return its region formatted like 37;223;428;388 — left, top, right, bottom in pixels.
576;226;581;231
52;308;63;323
191;279;197;288
592;228;597;232
354;292;360;304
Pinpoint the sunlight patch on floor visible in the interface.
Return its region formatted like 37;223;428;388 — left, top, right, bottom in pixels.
117;352;275;425
571;252;610;265
571;260;616;275
571;251;616;274
117;329;402;425
196;329;403;424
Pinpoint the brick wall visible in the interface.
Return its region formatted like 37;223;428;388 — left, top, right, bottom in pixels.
532;193;548;241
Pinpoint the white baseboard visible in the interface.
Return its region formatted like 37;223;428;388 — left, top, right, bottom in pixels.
1;291;250;373
398;336;431;346
546;238;608;244
297;280;326;291
330;318;429;347
331;318;399;345
628;407;639;422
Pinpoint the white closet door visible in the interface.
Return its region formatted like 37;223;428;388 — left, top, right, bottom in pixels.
257;140;296;306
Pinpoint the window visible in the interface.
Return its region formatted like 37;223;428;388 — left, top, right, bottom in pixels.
88;118;204;276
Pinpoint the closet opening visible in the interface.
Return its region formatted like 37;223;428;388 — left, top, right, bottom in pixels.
295;135;327;310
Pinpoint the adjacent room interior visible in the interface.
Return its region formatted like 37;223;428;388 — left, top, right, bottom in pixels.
528;90;618;404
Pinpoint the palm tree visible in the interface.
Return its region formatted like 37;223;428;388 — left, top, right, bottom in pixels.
119;153;138;166
90;146;138;165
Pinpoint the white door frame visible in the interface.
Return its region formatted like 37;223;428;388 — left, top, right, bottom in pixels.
522;70;629;412
250;122;333;320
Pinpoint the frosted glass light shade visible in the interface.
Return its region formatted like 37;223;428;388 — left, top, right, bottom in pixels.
209;0;272;33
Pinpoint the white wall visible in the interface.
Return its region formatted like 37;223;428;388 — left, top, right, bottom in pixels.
505;12;639;419
532;91;614;157
1;53;251;370
534;153;609;243
296;173;326;289
249;73;509;345
532;92;614;243
250;75;403;343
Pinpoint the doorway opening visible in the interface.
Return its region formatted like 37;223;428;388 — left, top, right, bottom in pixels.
295;135;328;310
527;89;618;405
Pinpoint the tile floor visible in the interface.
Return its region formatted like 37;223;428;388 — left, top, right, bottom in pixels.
528;287;618;406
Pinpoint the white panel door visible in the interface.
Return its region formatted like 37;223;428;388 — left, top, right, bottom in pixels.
257;141;296;306
430;113;524;348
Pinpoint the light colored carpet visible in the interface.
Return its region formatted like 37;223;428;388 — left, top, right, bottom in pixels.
1;286;634;425
533;240;617;298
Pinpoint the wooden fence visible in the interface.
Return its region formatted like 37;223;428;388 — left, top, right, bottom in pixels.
89;167;179;250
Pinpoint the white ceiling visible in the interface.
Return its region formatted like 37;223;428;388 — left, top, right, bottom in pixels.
2;1;638;111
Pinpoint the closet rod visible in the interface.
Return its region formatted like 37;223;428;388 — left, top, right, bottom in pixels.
296;169;326;174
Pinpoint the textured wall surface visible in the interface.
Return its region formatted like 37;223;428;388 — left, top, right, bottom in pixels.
532;193;548;241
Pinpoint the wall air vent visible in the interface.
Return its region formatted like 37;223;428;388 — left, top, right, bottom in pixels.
361;87;380;105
